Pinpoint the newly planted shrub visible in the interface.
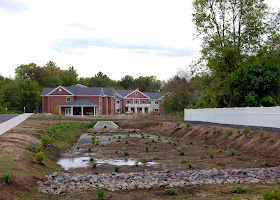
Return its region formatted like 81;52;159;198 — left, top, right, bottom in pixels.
204;135;208;140
217;161;224;165
165;188;178;195
35;151;45;163
262;187;280;200
92;162;98;168
269;138;274;143
209;153;214;158
225;135;229;140
1;174;11;183
231;150;236;155
116;139;121;142
125;139;129;144
259;128;264;138
76;146;80;150
96;189;106;200
217;129;221;134
202;145;208;149
153;156;160;160
176;122;181;127
89;157;94;162
123;151;129;156
152;139;155;143
179;151;185;156
264;161;270;167
36;146;42;152
189;141;193;145
41;135;51;147
186;122;191;128
95;141;100;145
237;129;241;135
141;157;148;163
243;126;250;135
187;162;193;168
115;150;119;154
177;138;180;143
218;149;224;153
231;186;244;194
181;159;187;163
152;145;158;149
88;147;92;151
135;161;139;166
114;165;120;172
145;146;149;152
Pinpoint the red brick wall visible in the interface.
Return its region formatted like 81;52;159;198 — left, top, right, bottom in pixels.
48;96;70;114
42;97;48;113
127;91;147;98
50;87;71;95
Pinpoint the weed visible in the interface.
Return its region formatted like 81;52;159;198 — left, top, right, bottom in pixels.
125;139;129;144
165;188;178;195
96;189;106;200
116;139;121;142
217;161;224;165
90;157;94;162
154;156;160;160
92;162;98;168
41;135;51;147
269;138;274;143
152;145;158;149
217;129;221;134
179;151;185;156
237;129;241;135
1;174;11;183
204;135;208;140
243;126;250;135
123;151;129;156
114;165;120;172
181;159;187;163
176;122;181;127
88;147;92;151
209;153;214;158
145;146;149;152
225;135;229;140
231;150;236;155
35;151;45;163
264;161;270;167
202;145;208;149
218;149;224;153
262;187;280;200
115;150;119;154
76;146;80;150
141;157;148;163
35;146;42;152
187;162;193;168
231;186;244;194
186;122;191;128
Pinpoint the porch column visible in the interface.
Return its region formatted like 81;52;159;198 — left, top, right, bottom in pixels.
71;107;73;116
59;107;61;115
142;107;145;114
135;107;137;114
81;107;83;116
93;107;96;116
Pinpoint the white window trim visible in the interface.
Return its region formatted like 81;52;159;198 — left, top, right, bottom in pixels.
154;108;159;112
127;100;130;104
143;100;146;104
66;97;71;102
155;101;159;104
134;99;139;104
135;91;138;95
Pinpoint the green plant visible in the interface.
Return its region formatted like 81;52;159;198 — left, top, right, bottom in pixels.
116;139;121;142
154;156;160;160
177;138;180;142
264;161;270;167
114;165;120;172
130;143;135;146
218;149;224;153
101;144;105;147
145;141;148;144
76;146;80;150
230;186;244;194
125;139;129;144
262;187;280;200
176;121;181;127
259;128;264;137
209;153;214;158
202;145;208;149
89;157;94;162
189;141;193;145
37;129;44;133
187;162;193;168
231;150;236;155
1;174;11;183
158;134;161;139
145;146;149;152
181;159;187;164
177;148;182;152
231;198;240;200
35;146;42;152
115;149;119;153
225;135;229;140
96;141;100;145
35;151;45;163
123;151;129;156
92;162;98;168
165;188;178;195
123;147;127;151
237;129;241;135
182;145;187;149
152;139;155;143
118;136;122;139
141;157;148;163
172;142;178;146
217;129;221;134
88;147;92;151
41;135;51;147
194;132;198;136
96;189;106;200
135;161;139;166
152;145;158;149
204;135;208;140
179;151;185;156
269;138;274;143
186;122;191;128
217;161;224;165
243;126;250;135
240;156;245;161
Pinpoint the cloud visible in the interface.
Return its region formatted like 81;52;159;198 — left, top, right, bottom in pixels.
0;0;28;13
52;38;196;57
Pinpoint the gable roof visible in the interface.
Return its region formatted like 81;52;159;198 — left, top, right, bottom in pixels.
144;92;165;100
59;99;98;107
41;85;103;96
115;89;135;98
103;87;115;97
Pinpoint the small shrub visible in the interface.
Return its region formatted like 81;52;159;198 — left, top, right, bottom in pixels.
217;129;221;134
96;141;100;145
213;126;217;131
118;136;122;139
37;129;44;133
218;149;224;153
41;135;51;147
154;156;160;160
182;145;187;149
123;147;127;151
181;159;187;163
116;139;121;142
158;135;161;139
179;151;185;156
96;189;106;200
262;187;280;200
259;128;264;137
177;148;182;152
231;150;236;155
209;153;214;158
237;129;241;135
225;135;229;140
152;145;158;149
172;142;178;146
92;162;98;168
165;188;178;195
204;135;208;140
76;146;80;150
89;157;94;162
243;126;250;135
125;139;129;144
194;132;198;136
217;161;224;165
186;122;191;128
202;145;208;149
231;198;240;200
135;161;139;166
187;162;193;168
115;149;118;153
123;151;129;156
269;138;274;143
230;186;244;194
35;146;42;153
114;165;120;172
176;122;181;127
264;161;270;167
145;141;148;144
141;157;148;163
177;138;180;143
101;144;105;147
1;174;11;183
35;151;45;163
88;147;92;151
240;156;245;161
152;139;155;142
145;146;149;152
189;141;193;145
130;143;135;146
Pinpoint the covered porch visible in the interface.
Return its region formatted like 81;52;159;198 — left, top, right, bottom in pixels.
126;103;151;114
59;99;98;116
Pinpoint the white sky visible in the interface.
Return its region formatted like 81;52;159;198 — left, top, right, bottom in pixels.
0;0;278;81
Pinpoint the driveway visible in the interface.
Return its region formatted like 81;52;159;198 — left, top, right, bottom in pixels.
0;113;33;135
0;114;20;124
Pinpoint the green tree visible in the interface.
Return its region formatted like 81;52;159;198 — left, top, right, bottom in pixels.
120;75;134;89
134;76;161;92
192;0;270;107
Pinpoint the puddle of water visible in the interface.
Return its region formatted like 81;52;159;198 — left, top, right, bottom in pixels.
57;157;157;170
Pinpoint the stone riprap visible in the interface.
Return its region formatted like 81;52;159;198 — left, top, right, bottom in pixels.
38;166;280;194
87;128;141;134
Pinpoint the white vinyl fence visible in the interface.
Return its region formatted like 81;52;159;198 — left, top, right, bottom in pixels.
184;107;280;128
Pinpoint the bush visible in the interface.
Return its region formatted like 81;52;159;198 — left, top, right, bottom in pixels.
179;151;185;156
217;129;221;134
96;189;106;200
165;188;178;195
125;140;129;144
263;187;280;200
123;151;129;156
202;145;208;149
186;122;191;128
135;161;139;166
264;161;270;167
154;156;160;160
237;129;241;135
225;135;229;140
152;145;158;149
218;149;224;153
116;139;121;142
230;186;244;194
92;162;98;168
189;141;193;145
181;159;187;163
1;174;11;183
88;147;92;151
231;150;236;155
41;135;51;147
187;162;193;168
176;122;181;127
243;126;250;135
204;135;208;140
35;151;45;163
90;157;94;162
141;157;148;163
76;146;80;150
145;146;149;152
209;153;214;158
114;165;120;172
269;138;274;143
36;146;42;152
217;161;224;165
115;150;119;153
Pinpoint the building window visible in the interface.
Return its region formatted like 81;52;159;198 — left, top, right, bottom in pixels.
59;88;62;92
127;100;130;104
143;100;146;104
66;97;71;102
117;109;120;112
155;101;159;104
154;108;159;112
135;91;138;95
134;99;139;104
116;100;120;104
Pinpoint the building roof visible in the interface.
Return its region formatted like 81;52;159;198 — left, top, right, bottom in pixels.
103;87;115;96
59;99;98;107
41;85;102;96
144;92;165;100
115;89;135;97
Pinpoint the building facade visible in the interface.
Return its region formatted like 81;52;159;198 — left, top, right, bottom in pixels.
41;84;166;116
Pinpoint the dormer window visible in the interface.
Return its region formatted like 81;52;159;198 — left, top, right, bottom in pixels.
66;97;71;102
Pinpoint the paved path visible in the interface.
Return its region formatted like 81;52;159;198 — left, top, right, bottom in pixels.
0;114;20;124
0;113;33;135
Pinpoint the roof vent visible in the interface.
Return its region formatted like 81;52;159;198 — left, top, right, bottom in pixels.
76;84;88;88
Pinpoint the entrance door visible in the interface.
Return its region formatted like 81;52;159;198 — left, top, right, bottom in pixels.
65;108;71;116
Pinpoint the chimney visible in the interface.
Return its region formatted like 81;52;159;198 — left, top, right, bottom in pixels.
135;88;139;90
